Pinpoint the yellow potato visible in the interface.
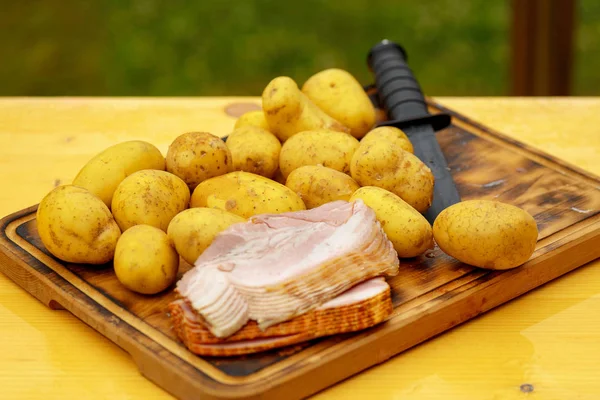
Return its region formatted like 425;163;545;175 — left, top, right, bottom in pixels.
111;170;190;232
350;186;433;258
226;126;281;179
286;165;360;209
262;76;350;142
72;140;165;208
350;140;434;213
190;171;305;218
360;126;414;154
279;129;360;179
114;225;179;294
37;185;121;264
433;200;539;270
167;208;246;265
302;68;376;139
166;132;232;190
234;110;271;131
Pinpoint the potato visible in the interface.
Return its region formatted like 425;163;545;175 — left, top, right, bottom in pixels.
350;140;434;213
190;171;305;218
350;186;433;258
279;129;360;179
234;110;271;131
302;68;376;139
360;126;414;154
114;225;179;294
72;140;165;208
111;170;190;232
37;185;121;264
262;76;350;142
166;132;232;190
286;165;360;209
433;200;538;270
226;126;281;179
167;208;246;265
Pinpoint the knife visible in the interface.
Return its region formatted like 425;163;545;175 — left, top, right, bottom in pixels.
367;39;461;223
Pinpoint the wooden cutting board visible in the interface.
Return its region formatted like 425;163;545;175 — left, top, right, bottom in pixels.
2;99;600;400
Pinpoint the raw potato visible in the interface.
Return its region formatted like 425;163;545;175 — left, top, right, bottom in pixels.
226;126;281;179
350;140;434;213
433;200;539;270
72;140;165;207
114;225;179;294
302;68;376;139
279;129;360;179
286;165;360;209
262;76;350;142
190;171;306;218
350;186;433;258
111;170;190;232
166;132;232;190
37;185;121;264
234;110;271;131
167;208;246;265
360;126;414;154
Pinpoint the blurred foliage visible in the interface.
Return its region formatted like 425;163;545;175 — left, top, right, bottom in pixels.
0;0;597;96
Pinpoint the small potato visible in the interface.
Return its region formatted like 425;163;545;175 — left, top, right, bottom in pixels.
226;126;281;179
111;170;190;232
350;186;433;258
302;68;376;139
433;200;539;270
234;110;271;131
73;140;165;207
286;165;360;209
262;76;350;142
167;208;246;265
279;129;360;179
360;126;414;154
114;225;179;294
166;132;232;190
350;140;433;213
37;185;121;264
190;171;305;218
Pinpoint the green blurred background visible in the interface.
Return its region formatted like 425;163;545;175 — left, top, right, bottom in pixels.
1;0;598;96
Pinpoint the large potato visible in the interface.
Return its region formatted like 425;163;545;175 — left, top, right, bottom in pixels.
302;68;376;139
166;132;232;190
286;165;359;209
279;129;360;179
167;208;246;265
350;140;434;213
111;170;190;232
234;110;271;131
360;126;414;154
433;200;538;270
350;186;433;258
72;140;165;208
37;185;121;264
190;171;305;218
226;126;281;179
262;76;350;142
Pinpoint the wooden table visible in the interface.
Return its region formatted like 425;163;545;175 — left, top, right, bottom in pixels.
1;97;599;399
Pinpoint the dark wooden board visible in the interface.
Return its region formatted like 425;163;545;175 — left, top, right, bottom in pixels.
2;100;600;400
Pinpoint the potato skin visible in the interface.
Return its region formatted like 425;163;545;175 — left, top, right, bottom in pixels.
226;126;281;179
114;224;179;294
72;140;165;208
167;208;246;265
433;200;539;270
350;186;433;258
190;171;305;218
350;140;434;213
279;129;360;179
302;68;376;139
234;110;271;131
360;126;414;154
166;132;232;190
37;185;121;264
262;76;350;142
111;170;190;232
286;165;360;209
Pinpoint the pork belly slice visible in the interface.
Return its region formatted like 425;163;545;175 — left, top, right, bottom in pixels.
170;278;393;356
175;200;399;338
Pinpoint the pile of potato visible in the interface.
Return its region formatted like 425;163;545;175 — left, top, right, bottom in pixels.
36;68;539;295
